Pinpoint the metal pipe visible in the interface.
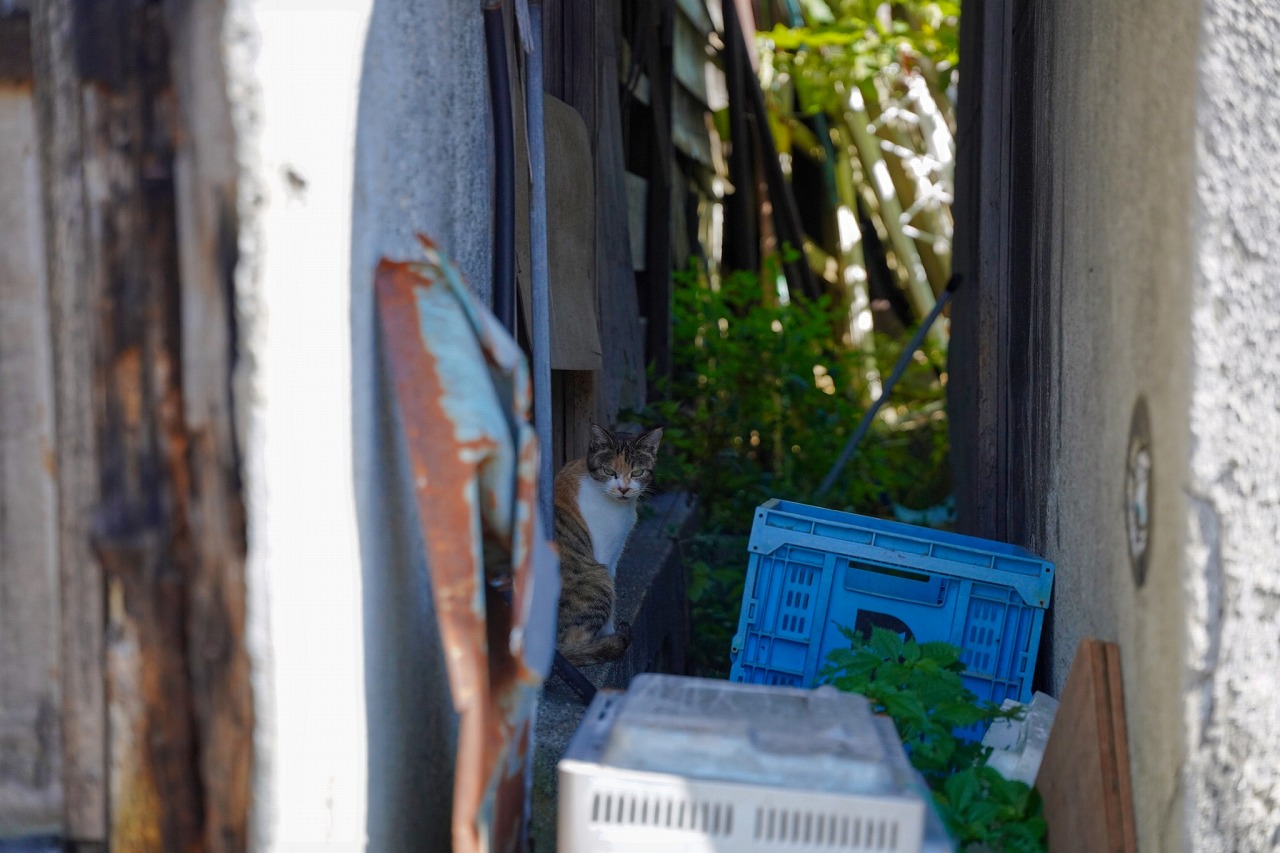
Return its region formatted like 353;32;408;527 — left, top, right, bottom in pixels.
815;275;961;499
527;0;554;525
483;2;517;332
520;0;597;709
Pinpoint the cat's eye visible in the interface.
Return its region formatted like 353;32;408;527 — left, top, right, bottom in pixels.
631;468;649;478
603;468;616;478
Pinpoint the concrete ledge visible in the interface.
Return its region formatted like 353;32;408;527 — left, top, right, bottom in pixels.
529;491;698;851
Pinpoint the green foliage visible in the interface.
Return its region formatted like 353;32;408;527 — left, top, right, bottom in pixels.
641;261;948;531
822;627;1047;852
632;261;950;677
683;533;749;678
760;0;960;115
936;768;1048;853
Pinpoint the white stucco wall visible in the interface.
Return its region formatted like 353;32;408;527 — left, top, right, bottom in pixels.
1184;2;1280;848
232;0;492;848
234;2;373;846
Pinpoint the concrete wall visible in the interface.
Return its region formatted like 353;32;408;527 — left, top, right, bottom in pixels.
956;0;1280;848
1183;2;1280;848
349;2;492;850
232;0;491;847
1028;2;1199;849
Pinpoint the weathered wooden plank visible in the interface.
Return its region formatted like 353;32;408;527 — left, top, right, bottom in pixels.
0;12;33;83
165;1;254;849
544;0;598;461
34;1;252;848
1036;639;1137;852
544;94;603;372
1104;642;1138;850
0;81;63;835
30;0;108;839
639;0;675;386
949;0;1013;540
591;0;646;425
720;0;758;275
78;31;207;844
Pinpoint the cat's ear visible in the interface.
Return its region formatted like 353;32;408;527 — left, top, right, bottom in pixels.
589;423;612;448
636;427;663;455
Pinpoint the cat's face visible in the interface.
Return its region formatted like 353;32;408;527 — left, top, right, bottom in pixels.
586;424;663;503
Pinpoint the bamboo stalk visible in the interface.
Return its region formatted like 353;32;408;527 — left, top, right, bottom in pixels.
831;126;882;400
841;85;944;348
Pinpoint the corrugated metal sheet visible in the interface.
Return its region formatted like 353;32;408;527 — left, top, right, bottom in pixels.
375;236;558;853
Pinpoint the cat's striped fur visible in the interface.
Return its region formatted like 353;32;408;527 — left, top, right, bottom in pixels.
554;424;662;667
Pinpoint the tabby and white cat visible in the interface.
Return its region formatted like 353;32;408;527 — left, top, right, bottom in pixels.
553;424;663;666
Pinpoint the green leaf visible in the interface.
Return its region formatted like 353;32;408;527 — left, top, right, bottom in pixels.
918;640;963;667
797;0;836;24
944;770;979;814
868;626;905;661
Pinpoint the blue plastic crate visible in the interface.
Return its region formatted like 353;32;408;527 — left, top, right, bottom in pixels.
730;499;1054;710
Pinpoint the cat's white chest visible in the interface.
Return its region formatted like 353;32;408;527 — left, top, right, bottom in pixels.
576;476;638;577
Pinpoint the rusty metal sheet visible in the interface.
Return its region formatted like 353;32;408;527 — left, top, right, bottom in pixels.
375;235;558;853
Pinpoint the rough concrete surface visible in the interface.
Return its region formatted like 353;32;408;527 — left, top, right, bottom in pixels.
348;1;493;850
1027;3;1200;849
1184;2;1280;849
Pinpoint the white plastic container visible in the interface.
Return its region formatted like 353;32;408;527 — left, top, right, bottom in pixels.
557;674;949;852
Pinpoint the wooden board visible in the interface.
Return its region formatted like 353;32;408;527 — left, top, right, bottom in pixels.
1036;639;1137;852
544;95;603;371
0;80;63;835
30;0;109;838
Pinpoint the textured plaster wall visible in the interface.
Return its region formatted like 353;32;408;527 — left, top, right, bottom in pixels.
1031;1;1199;849
233;0;489;848
349;1;492;850
1184;2;1280;848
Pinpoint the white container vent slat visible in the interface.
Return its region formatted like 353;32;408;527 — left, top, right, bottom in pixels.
591;790;735;837
753;807;903;850
559;675;949;852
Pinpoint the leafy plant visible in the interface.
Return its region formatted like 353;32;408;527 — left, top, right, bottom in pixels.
755;0;960;335
936;767;1048;853
684;534;749;678
760;1;960;112
642;260;947;528
822;627;1047;852
633;261;950;677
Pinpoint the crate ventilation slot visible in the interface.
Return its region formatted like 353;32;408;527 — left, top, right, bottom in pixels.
753;807;903;850
591;791;733;836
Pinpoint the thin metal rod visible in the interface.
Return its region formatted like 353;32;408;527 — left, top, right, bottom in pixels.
484;3;517;332
816;275;961;499
527;1;554;525
552;653;598;704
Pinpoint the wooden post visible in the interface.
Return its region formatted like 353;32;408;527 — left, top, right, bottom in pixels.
31;1;252;848
0;8;64;837
639;0;676;388
30;0;109;841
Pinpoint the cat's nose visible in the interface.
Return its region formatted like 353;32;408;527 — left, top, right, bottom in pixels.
617;485;631;495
